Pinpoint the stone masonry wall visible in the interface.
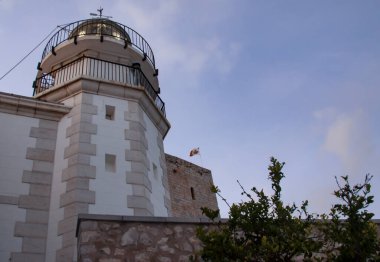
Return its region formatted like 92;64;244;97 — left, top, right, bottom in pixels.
77;216;380;262
77;214;218;262
165;154;218;218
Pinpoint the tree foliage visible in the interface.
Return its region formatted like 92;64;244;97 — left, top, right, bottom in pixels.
198;157;321;261
197;158;379;261
320;174;380;261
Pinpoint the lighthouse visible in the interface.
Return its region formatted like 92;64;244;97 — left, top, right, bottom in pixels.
0;11;218;262
33;14;171;261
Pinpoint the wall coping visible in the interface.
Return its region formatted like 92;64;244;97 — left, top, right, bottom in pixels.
165;153;211;172
76;213;380;238
0;91;71;120
76;214;228;237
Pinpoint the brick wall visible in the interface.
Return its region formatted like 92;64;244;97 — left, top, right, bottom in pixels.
165;154;218;218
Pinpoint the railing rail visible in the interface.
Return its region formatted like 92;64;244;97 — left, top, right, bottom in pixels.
33;56;165;115
41;19;155;68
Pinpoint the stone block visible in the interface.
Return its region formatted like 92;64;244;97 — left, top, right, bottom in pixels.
62;164;96;181
126;172;152;191
29;184;51;197
66;177;90;191
22;170;52;185
11;252;45;262
132;185;151;198
80;104;98;115
26;210;49;224
133;208;153;216
32;161;54;173
38;119;58;130
129;140;147;151
62;230;76;247
63;203;89;219
35;138;57;151
67;104;97;117
57;216;77;235
127;195;153;214
19;195;50;210
64;143;96;158
71;112;93;124
124;129;142;141
124;111;141;122
30;127;57;140
60;189;95;207
130;162;147;174
66;122;97;137
129;121;146;132
14;222;47;238
22;237;46;253
67;153;91;167
0;195;18;205
125;150;148;165
69;132;91;144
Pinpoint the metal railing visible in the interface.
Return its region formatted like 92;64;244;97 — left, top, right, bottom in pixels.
33;56;165;115
41;19;156;68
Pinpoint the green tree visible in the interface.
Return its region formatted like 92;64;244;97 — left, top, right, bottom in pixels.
321;174;380;261
197;157;321;261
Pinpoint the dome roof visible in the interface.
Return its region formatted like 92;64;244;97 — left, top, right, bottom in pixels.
69;18;130;41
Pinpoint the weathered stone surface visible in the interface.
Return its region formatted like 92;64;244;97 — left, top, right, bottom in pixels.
26;147;55;162
11;252;45;262
64;142;96;158
26;210;49;224
14;222;47;238
22;170;52;185
62;164;96;181
0;195;18;205
127;195;153;215
100;247;111;255
18;195;50;210
22;237;46;253
80;244;96;255
99;258;121;262
29;184;51;197
76;215;224;262
30;127;57;139
166;153;218;218
60;189;95;207
120;227;138;246
80;231;100;243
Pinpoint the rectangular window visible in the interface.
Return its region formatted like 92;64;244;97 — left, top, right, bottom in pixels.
105;154;116;172
153;163;158;179
105;105;115;120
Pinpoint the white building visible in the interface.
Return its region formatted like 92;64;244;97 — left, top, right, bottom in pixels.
0;17;175;262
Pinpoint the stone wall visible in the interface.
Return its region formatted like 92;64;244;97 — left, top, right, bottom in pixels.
165;154;218;218
76;214;219;262
77;215;380;262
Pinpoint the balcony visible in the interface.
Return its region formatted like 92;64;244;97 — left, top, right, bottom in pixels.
33;56;165;115
41;19;156;68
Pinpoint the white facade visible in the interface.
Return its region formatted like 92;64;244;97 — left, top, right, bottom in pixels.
0;113;37;262
0;18;171;262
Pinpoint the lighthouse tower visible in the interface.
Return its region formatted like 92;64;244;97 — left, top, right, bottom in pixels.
32;14;171;261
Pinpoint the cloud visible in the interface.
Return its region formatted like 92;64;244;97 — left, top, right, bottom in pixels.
318;109;374;176
107;0;241;88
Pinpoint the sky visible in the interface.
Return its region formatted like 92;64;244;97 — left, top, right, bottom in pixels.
0;0;379;218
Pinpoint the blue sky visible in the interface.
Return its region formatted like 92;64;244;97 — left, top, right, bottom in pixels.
1;0;379;218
